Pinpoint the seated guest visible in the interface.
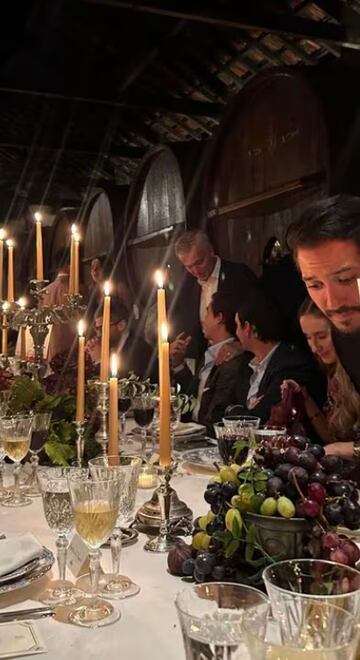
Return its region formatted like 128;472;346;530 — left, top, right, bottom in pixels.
86;298;156;381
172;292;245;431
172;229;259;363
234;295;326;423
42;252;76;362
283;298;360;461
87;256;136;329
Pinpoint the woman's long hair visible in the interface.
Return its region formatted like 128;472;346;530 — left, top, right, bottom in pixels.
299;298;360;439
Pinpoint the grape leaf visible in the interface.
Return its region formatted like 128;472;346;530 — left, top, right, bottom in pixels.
225;539;240;558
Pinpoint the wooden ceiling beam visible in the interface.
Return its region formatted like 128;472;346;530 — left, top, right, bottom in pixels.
81;0;360;50
0;140;146;159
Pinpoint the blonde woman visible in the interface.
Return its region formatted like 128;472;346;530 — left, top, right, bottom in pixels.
283;298;360;461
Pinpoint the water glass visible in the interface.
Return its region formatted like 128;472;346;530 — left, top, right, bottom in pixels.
242;599;359;659
38;467;85;606
175;582;268;660
28;412;52;496
0;414;34;507
223;415;261;432
89;455;141;599
132;394;155;459
67;473;122;627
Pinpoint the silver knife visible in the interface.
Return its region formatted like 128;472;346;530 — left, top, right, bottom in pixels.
0;607;55;622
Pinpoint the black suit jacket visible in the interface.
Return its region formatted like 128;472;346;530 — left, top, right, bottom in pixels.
116;331;158;382
174;353;247;433
235;343;326;424
170;259;259;361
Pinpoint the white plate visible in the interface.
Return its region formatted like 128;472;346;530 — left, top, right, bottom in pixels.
173;422;206;437
180;447;221;468
0;547;54;595
0;557;42;585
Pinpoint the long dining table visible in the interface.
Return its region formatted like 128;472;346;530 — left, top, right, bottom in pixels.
0;470;208;660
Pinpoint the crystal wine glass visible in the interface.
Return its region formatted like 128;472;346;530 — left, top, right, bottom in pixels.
0;414;34;507
27;412;52;497
175;582;268;660
0;391;10;501
89;455;142;599
67;472;122;627
132;394;155;460
38;467;85;606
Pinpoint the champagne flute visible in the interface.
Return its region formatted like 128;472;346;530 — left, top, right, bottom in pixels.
28;412;52;496
38;467;85;606
0;414;34;507
67;473;122;627
132;394;155;459
89;455;142;599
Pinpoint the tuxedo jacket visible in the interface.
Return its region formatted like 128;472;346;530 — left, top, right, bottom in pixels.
235;343;327;423
174;353;248;433
170;259;259;361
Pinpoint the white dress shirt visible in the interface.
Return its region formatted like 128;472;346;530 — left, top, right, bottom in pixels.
193;336;235;421
198;256;221;327
247;343;280;408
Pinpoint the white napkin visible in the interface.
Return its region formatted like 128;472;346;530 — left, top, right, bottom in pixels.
0;534;43;577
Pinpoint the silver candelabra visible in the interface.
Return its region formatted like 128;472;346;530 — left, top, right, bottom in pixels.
94;380;109;455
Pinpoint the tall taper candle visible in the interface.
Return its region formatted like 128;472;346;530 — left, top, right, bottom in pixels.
18;297;26;361
108;353;119;456
0;229;6;301
69;224;77;295
100;281;111;382
1;302;9;355
73;231;80;295
34;212;44;281
159;323;171;467
76;320;85;422
155;270;167;375
6;239;14;303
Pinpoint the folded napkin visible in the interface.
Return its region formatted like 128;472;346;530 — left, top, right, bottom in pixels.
0;534;43;577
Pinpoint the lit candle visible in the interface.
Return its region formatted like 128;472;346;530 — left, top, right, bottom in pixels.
159;322;171;467
100;281;111;382
76;320;85;422
357;278;360;301
108;353;119;456
6;239;14;303
34;212;44;281
1;302;9;355
18;297;26;361
0;228;6;301
73;231;80;295
69;224;77;294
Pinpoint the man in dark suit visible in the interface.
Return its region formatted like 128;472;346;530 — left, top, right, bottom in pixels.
172;292;245;432
171;229;259;364
234;295;326;423
87;298;157;381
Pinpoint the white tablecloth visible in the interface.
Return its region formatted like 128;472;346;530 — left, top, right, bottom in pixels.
0;473;209;660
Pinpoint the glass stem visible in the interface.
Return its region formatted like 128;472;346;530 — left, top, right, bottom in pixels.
120;414;126;442
30;453;39;485
89;549;101;599
111;528;122;575
141;428;147;461
56;534;68;583
13;462;22;501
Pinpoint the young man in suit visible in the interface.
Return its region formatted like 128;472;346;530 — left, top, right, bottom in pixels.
87;298;156;381
286;195;360;394
172;292;245;432
171;229;259;363
234;295;326;424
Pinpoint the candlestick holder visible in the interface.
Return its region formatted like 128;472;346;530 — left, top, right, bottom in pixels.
74;420;87;467
95;381;109;455
136;462;192;539
144;463;190;553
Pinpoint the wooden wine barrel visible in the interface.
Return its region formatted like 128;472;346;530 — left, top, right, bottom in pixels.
202;67;334;273
123;146;186;304
47;206;79;276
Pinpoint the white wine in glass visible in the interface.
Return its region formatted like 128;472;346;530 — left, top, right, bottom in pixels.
73;501;118;548
3;436;30;462
1;415;34;507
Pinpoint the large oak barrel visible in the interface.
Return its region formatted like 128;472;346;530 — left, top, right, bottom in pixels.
203;67;331;274
47;206;79;277
123;146;186;304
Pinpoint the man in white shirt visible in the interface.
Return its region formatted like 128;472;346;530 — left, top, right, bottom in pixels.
172;229;258;363
172;292;245;431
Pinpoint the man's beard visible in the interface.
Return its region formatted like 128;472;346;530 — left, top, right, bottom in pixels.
326;305;360;333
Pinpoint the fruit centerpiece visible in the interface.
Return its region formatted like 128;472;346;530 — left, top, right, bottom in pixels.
168;431;360;584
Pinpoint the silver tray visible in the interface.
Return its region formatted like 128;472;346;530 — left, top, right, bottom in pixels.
0;556;42;585
0;547;54;595
179;447;221;468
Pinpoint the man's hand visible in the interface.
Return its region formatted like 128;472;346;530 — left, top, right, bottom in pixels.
170;332;191;369
325;442;354;460
215;342;242;366
281;379;308;399
86;337;101;364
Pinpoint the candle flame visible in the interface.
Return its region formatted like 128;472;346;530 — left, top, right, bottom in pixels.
161;322;168;342
6;239;14;248
0;228;6;241
2;301;9;312
78;319;85;337
155;270;164;288
71;223;77;235
17;297;26;309
34;211;42;223
104;280;110;296
111;353;118;378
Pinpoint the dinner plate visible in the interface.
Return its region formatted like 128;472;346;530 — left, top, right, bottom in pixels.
0;547;55;595
180;447;221;469
0;556;42;585
173;422;206;437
